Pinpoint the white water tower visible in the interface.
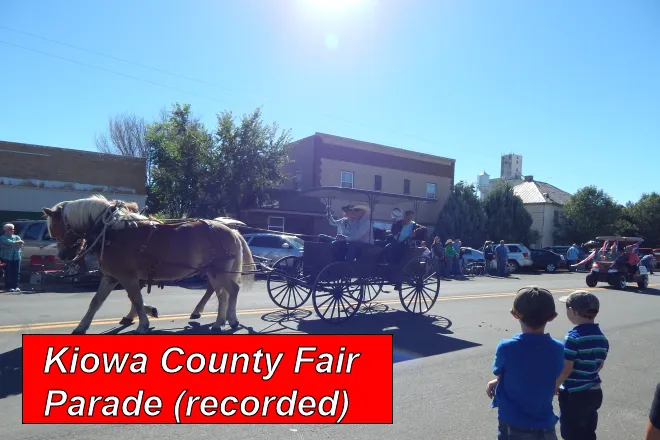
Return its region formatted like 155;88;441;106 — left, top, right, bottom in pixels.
477;171;490;200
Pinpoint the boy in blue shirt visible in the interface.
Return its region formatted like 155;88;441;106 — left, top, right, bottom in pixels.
556;291;609;440
486;286;565;439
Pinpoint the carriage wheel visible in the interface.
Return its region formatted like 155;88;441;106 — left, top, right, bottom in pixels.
363;278;384;302
399;255;440;314
312;261;363;323
266;256;311;310
349;277;384;303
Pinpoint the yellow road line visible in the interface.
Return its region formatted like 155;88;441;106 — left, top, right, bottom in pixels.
1;283;656;333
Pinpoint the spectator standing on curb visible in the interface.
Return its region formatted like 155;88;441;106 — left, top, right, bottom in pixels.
495;240;509;277
0;223;24;292
444;239;457;277
484;240;495;274
432;236;445;278
566;244;580;272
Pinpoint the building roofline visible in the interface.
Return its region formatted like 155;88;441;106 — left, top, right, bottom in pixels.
0;139;146;162
290;132;455;164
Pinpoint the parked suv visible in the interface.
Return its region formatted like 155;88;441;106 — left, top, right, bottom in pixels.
8;220;98;278
503;243;534;273
477;243;534;273
243;233;304;265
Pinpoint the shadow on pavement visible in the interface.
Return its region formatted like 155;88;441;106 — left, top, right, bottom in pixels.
295;307;481;363
0;346;22;399
250;305;477;363
107;303;481;364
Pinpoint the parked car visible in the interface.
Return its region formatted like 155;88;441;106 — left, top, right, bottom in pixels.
477;243;533;273
243;233;304;265
8;219;99;278
502;243;534;273
529;248;563;273
460;247;485;265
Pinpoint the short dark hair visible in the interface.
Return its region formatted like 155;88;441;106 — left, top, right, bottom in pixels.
511;286;556;329
404;210;414;216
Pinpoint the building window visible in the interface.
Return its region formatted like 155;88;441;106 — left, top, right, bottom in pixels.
341;171;354;188
426;183;436;199
293;170;302;191
267;216;285;232
403;179;410;195
374;175;382;191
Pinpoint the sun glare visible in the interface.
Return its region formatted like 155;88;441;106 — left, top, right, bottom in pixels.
302;0;360;15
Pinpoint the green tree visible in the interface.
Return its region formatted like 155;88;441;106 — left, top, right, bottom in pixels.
208;107;293;220
145;103;213;218
620;192;660;246
554;185;621;244
482;182;537;245
434;181;487;247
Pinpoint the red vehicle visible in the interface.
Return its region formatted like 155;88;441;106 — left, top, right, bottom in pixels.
585;236;650;290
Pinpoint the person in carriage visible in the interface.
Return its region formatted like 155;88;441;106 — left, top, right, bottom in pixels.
330;204;372;262
384;210;427;265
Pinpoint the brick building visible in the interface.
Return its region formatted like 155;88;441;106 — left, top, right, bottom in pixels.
0;140;147;223
242;133;455;237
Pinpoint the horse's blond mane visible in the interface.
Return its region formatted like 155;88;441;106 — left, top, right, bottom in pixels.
49;194;154;233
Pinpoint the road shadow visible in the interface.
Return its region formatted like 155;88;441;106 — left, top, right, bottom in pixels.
599;285;660;297
293;306;481;364
105;303;480;364
0;346;22;399
637;287;660;297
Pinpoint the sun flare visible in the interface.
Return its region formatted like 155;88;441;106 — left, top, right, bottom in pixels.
302;0;360;14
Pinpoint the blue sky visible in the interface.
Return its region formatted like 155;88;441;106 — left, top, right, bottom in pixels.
1;0;658;205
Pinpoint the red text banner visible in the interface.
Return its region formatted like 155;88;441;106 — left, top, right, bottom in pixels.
23;334;393;424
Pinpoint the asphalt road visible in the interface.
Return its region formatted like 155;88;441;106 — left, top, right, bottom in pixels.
1;271;659;439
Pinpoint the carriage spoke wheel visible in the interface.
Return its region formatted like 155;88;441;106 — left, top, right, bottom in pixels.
266;256;311;310
399;256;440;314
351;277;384;302
312;262;363;323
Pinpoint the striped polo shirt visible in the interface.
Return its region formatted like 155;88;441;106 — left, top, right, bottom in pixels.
561;323;609;393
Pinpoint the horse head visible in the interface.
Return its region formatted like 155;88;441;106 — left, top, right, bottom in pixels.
42;204;85;262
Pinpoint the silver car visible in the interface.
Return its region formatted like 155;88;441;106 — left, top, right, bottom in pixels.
243;233;304;265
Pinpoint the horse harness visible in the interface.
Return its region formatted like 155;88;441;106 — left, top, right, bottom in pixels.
137;219;236;294
57;203;236;294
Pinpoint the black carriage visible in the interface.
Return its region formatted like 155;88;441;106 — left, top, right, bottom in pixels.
265;187;440;323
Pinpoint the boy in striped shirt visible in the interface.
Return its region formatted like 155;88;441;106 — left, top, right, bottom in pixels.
556;291;609;440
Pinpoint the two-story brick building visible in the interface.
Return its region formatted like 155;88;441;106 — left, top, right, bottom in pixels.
242;133;455;237
0;140;147;223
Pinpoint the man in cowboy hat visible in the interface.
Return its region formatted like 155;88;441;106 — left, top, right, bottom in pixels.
343;204;372;261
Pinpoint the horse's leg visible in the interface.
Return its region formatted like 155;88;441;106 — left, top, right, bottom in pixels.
207;274;230;333
121;300;159;326
225;277;241;330
190;281;215;319
72;275;118;334
123;279;150;334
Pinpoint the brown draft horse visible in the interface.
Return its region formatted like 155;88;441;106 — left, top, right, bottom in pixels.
43;195;255;334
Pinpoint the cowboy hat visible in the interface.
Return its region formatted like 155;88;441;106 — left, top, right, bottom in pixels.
352;204;370;213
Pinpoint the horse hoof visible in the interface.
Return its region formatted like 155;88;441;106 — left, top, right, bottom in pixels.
190;312;201;320
134;326;151;335
71;328;86;335
230;322;240;330
151;307;159;318
119;317;134;326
